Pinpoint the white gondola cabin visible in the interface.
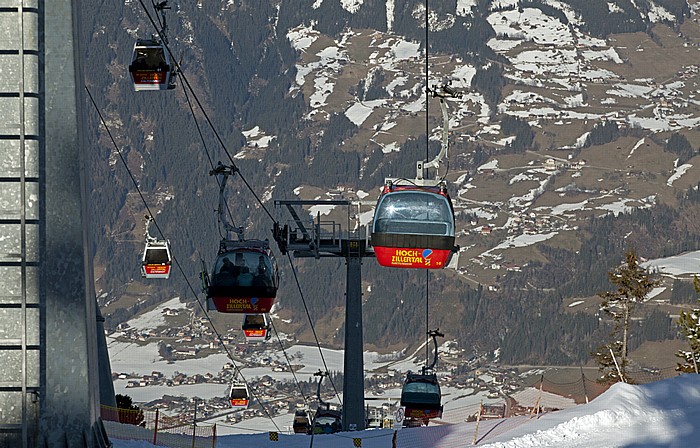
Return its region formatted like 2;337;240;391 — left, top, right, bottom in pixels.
242;313;272;343
129;39;174;91
229;381;249;409
141;240;172;279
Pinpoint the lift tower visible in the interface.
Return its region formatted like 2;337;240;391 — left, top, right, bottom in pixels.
0;1;109;446
274;200;373;431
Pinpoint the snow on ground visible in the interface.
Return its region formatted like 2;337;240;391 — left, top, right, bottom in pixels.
114;381;229;403
308;202;337;216
548;200;588;215
345;99;386;126
642;250;700;277
241;126;276;148
109;338;231;381
108;334;418;405
487;8;574;46
667;163;693;186
511;387;576;410
478;159;499;171
122;297;185;332
596;198;637;216
645;286;666;301
111;375;700;448
485;232;558;255
286;25;319;52
479;375;700;447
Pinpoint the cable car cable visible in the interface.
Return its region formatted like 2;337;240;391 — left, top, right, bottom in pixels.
181;81;242;239
151;0;169;44
84;86;166;243
269;319;310;407
425;0;430;163
137;0;277;224
426;270;429;366
135;0;343;418
286;253;343;405
135;3;318;414
181;77;217;180
137;3;337;388
86;86;282;432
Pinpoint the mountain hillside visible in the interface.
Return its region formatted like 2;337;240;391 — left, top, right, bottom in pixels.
82;0;700;365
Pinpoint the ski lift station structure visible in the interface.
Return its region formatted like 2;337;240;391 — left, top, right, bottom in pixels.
273;199;375;432
0;1;113;447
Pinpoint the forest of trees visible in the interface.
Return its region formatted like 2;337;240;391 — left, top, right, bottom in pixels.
665;133;698;165
81;1;698;366
500;116;535;153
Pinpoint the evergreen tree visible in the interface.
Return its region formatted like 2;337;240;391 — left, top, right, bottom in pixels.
591;248;659;383
585;120;619;147
591;340;628;384
116;394;145;427
675;277;700;373
665;133;697;165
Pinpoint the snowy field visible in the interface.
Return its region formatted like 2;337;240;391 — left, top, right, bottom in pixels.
642;250;700;277
109;374;700;448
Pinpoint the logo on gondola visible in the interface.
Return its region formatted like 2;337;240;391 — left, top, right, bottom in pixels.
145;265;169;274
251;297;259;306
375;247;450;269
245;330;266;337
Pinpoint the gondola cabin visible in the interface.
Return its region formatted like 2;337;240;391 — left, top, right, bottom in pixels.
128;39;174;91
242;313;272;343
292;410;311;434
371;181;455;269
229;382;249;409
311;408;342;434
400;371;443;421
141;240;172;279
206;239;278;314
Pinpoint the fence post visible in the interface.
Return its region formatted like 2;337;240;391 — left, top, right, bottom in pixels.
192;398;197;448
153;409;159;445
580;367;589;404
530;375;543;419
212;423;216;448
473;400;482;446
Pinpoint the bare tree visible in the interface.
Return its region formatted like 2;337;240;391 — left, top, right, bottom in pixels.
592;248;659;383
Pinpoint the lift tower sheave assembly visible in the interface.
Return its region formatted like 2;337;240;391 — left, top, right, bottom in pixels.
274;200;373;432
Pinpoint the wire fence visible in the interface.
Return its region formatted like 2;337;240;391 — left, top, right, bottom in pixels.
101;405;217;448
104;365;687;447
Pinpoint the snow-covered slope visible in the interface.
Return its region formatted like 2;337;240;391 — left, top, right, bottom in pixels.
110;374;700;448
